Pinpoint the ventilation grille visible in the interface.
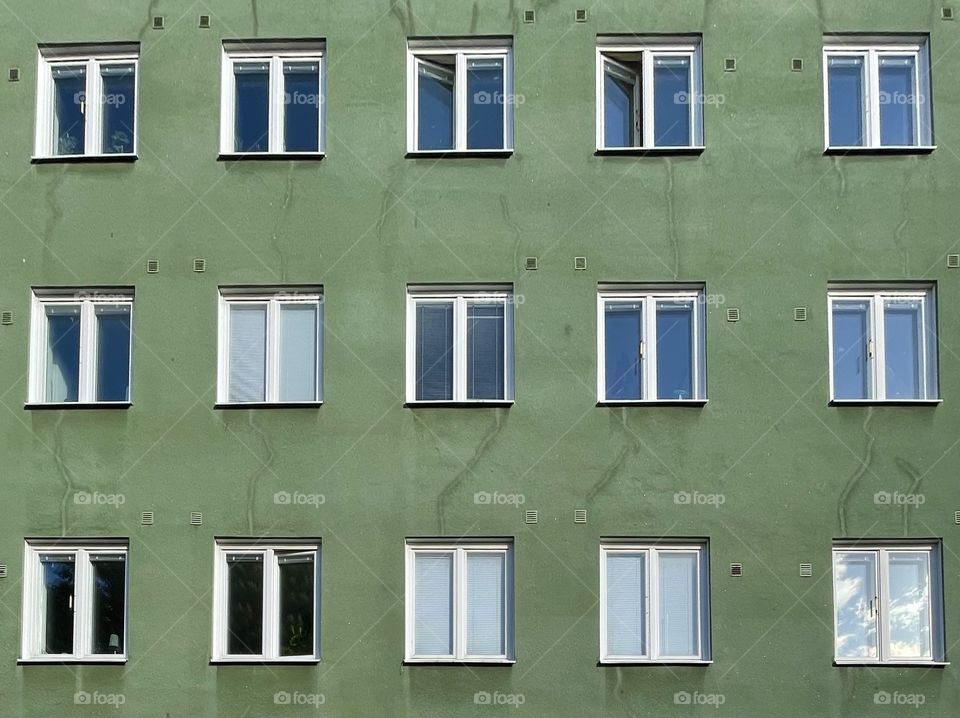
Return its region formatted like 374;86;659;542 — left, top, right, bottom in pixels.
189;511;203;526
574;257;587;271
794;307;807;322
523;10;535;23
573;509;587;524
524;510;538;524
730;562;743;577
575;9;587;22
1;311;13;326
146;259;160;274
140;511;155;526
199;14;211;28
947;254;960;269
954;510;960;525
193;258;206;273
152;16;165;29
8;68;19;82
726;307;740;322
724;58;737;72
943;7;955;20
799;563;813;577
0;564;6;578
524;256;539;271
791;58;804;72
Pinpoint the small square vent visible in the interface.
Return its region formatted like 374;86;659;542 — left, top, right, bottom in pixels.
1;311;13;326
799;563;813;577
189;511;203;526
575;9;587;22
523;10;535;23
193;258;206;273
199;14;211;28
152;16;165;30
0;564;7;578
943;7;955;20
524;256;539;271
8;68;19;82
726;307;740;322
947;254;960;269
791;58;804;72
140;511;155;526
794;307;807;322
730;562;743;577
524;510;538;524
954;510;960;524
573;509;587;524
574;257;587;271
146;259;160;274
724;57;737;72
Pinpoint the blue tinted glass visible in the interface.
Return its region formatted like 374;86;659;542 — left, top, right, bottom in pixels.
96;306;131;402
234;63;269;152
467;58;505;149
656;302;694;400
283;62;320;152
53;67;86;155
46;307;81;402
828;57;865;147
832;301;870;399
653;57;690;146
41;557;75;654
879;56;916;146
416;303;454;400
884;300;922;399
101;65;135;154
417;61;454;150
467;303;505;399
605;304;642;400
604;66;637;148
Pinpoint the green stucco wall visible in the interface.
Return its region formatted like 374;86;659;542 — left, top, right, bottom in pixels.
0;0;958;716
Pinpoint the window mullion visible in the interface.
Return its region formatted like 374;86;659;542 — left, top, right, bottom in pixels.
80;302;95;403
75;549;89;658
270;57;283;153
86;60;101;155
647;549;657;659
873;297;886;399
644;298;658;400
456;53;468;151
920;298;929;399
867;50;881;146
877;549;890;662
455;548;466;659
267;301;280;402
264;549;276;659
642;52;655;148
455;297;467;401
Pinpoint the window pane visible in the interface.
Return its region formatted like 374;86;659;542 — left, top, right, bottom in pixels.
417;60;455;150
414;553;453;656
234;62;269;152
828;56;865;147
283;62;320;152
95;305;131;402
606;552;646;656
90;555;126;655
40;555;75;655
658;552;699;656
278;553;315;657
879;56;917;146
279;304;318;402
52;66;86;155
415;302;454;401
833;551;879;659
227;555;263;655
653;56;691;147
887;552;932;659
883;299;922;400
604;303;642;400
466;553;506;656
603;63;637;148
228;304;267;402
101;64;135;154
45;305;81;403
832;301;871;400
656;301;695;400
466;57;505;150
467;303;505;400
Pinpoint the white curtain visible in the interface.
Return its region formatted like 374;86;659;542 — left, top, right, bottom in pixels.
466;553;505;655
229;305;267;402
415;553;453;656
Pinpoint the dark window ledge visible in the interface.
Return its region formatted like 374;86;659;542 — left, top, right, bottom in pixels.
595;146;705;157
405;150;513;159
405;401;513;408
25;402;132;411
829;399;941;407
32;154;137;164
215;402;323;410
598;400;708;408
218;152;325;162
825;146;936;156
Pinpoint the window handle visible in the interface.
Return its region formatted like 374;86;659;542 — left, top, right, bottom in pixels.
69;594;74;611
638;340;645;359
867;340;874;359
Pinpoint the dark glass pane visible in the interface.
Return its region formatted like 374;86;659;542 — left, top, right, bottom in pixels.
879;56;916;146
91;556;126;654
46;306;81;403
96;306;131;402
41;556;75;654
605;304;642;400
278;554;315;657
466;58;505;150
101;65;135;154
653;57;690;146
604;65;637;148
234;63;269;152
227;556;263;655
417;61;454;150
656;302;695;400
884;300;922;399
832;301;870;399
828;57;865;147
467;303;505;399
53;66;86;155
416;303;454;400
283;62;320;152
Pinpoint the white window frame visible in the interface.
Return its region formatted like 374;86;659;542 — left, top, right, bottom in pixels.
211;540;321;662
34;45;140;159
28;289;134;406
405;285;515;404
822;36;933;150
406;38;514;154
827;285;938;403
599;541;711;664
217;288;323;405
832;542;945;665
219;41;326;156
595;36;704;151
404;539;514;663
596;285;707;403
20;540;129;663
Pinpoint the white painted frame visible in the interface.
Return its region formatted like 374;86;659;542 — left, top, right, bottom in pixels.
595;36;704;151
34;48;140;159
219;44;326;156
217;289;323;405
211;540;321;662
827;286;937;402
596;286;706;403
404;539;514;663
406;38;514;153
28;289;134;405
599;541;711;664
822;36;933;150
405;286;515;404
20;541;129;662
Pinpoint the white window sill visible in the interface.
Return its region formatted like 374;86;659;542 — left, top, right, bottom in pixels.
834;659;948;667
404;658;516;665
32;154;137;164
597;399;707;407
825;145;936;155
19;656;127;664
829;399;941;407
405;400;514;408
25;402;132;410
600;658;712;665
210;657;321;665
215;401;323;410
595;146;705;156
406;149;513;159
218;152;325;161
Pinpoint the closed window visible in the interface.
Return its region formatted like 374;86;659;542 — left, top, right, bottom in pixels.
405;540;514;662
28;290;133;405
34;44;139;159
600;542;710;663
823;36;932;150
217;289;323;405
212;541;320;661
832;543;944;664
407;39;514;153
406;286;514;403
828;285;938;402
21;541;128;662
596;36;704;151
220;41;325;156
597;286;706;402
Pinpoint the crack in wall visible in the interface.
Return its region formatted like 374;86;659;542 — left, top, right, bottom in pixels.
893;168;914;276
587;443;633;503
436;411;505;534
499;195;523;277
244;414;275;534
895;458;924;535
251;0;260;35
831;156;846;198
837;407;875;535
269;166;295;283
664;159;680;279
52;414;73;536
389;0;415;35
138;0;161;40
469;1;480;34
43;170;65;256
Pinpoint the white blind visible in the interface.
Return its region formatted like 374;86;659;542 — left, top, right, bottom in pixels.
414;553;453;656
466;303;505;400
658;552;698;656
466;552;505;655
606;553;645;656
279;304;318;401
415;303;454;400
229;305;267;402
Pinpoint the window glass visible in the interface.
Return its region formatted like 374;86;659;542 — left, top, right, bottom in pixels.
40;555;75;655
879;56;916;146
604;63;638;148
833;551;879;659
832;300;871;400
605;552;646;657
283;62;320;152
278;553;315;657
466;553;505;655
415;303;454;401
45;305;81;403
95;305;131;402
466;58;505;150
883;299;922;400
887;552;931;659
101;64;135;154
656;301;694;400
234;62;270;152
229;305;267;402
658;552;698;656
279;304;318;402
605;303;643;400
828;56;865;147
227;555;264;655
52;66;86;155
414;553;453;656
653;56;690;147
90;555;126;655
417;60;455;151
467;303;505;400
